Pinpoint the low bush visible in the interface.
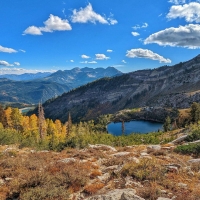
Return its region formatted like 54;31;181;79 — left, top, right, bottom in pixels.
175;143;200;156
121;158;165;181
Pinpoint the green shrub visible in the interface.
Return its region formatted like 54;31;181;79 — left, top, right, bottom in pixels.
175;143;200;155
185;129;200;142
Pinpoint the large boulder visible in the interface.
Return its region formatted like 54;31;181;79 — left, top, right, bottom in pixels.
88;144;117;152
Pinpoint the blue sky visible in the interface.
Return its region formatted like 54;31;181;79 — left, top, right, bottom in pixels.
1;0;200;74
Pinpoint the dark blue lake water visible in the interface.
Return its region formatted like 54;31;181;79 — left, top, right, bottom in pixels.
107;120;163;136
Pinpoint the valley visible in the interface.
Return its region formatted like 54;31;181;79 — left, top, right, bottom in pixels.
1;56;200;200
0;67;121;104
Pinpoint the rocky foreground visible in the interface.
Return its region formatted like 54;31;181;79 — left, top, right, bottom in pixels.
0;136;200;200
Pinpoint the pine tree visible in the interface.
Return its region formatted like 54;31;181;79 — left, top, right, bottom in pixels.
190;102;200;123
65;112;72;137
163;116;171;132
38;102;46;140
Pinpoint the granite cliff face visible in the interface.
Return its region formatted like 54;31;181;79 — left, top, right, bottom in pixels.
42;55;200;122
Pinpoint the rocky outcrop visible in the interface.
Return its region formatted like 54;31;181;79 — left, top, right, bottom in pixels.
85;189;145;200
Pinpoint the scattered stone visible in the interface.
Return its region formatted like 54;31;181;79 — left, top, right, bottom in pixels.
140;155;152;160
187;140;200;144
112;152;131;157
147;145;161;151
188;158;200;164
171;135;188;144
3;147;16;152
159;190;167;194
165;164;181;169
88;144;117;152
140;152;149;156
60;158;76;163
98;173;110;183
5;178;13;181
0;179;4;185
177;183;187;189
85;188;145;200
187;171;194;176
39;150;49;153
157;198;172;200
125;177;143;188
166;166;179;173
30;150;36;153
128;157;140;163
161;147;171;150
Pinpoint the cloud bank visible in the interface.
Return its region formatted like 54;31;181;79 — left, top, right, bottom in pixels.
167;2;200;23
144;24;200;49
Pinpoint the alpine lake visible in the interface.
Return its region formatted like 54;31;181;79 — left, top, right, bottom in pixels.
107;120;163;136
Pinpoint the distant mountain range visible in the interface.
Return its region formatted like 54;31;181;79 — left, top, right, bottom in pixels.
40;55;200;122
0;72;52;81
0;67;122;104
42;67;122;88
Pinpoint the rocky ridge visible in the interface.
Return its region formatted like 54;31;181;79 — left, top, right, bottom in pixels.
42;55;200;122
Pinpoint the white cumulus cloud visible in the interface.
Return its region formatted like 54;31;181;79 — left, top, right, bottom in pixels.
23;14;72;35
70;60;74;63
126;48;171;63
131;32;140;36
167;2;200;23
122;60;127;64
144;24;200;49
132;23;148;30
81;54;90;59
14;62;20;66
107;49;113;53
0;45;17;53
0;60;14;67
80;61;97;64
23;26;43;35
19;49;26;53
71;3;117;25
168;0;186;5
95;54;110;60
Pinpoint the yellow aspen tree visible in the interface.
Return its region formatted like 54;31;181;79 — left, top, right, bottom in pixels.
22;116;30;133
10;108;23;131
0;104;6;127
55;119;65;143
5;107;12;128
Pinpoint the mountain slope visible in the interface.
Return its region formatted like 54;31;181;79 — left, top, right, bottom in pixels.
0;79;70;104
42;55;200;122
